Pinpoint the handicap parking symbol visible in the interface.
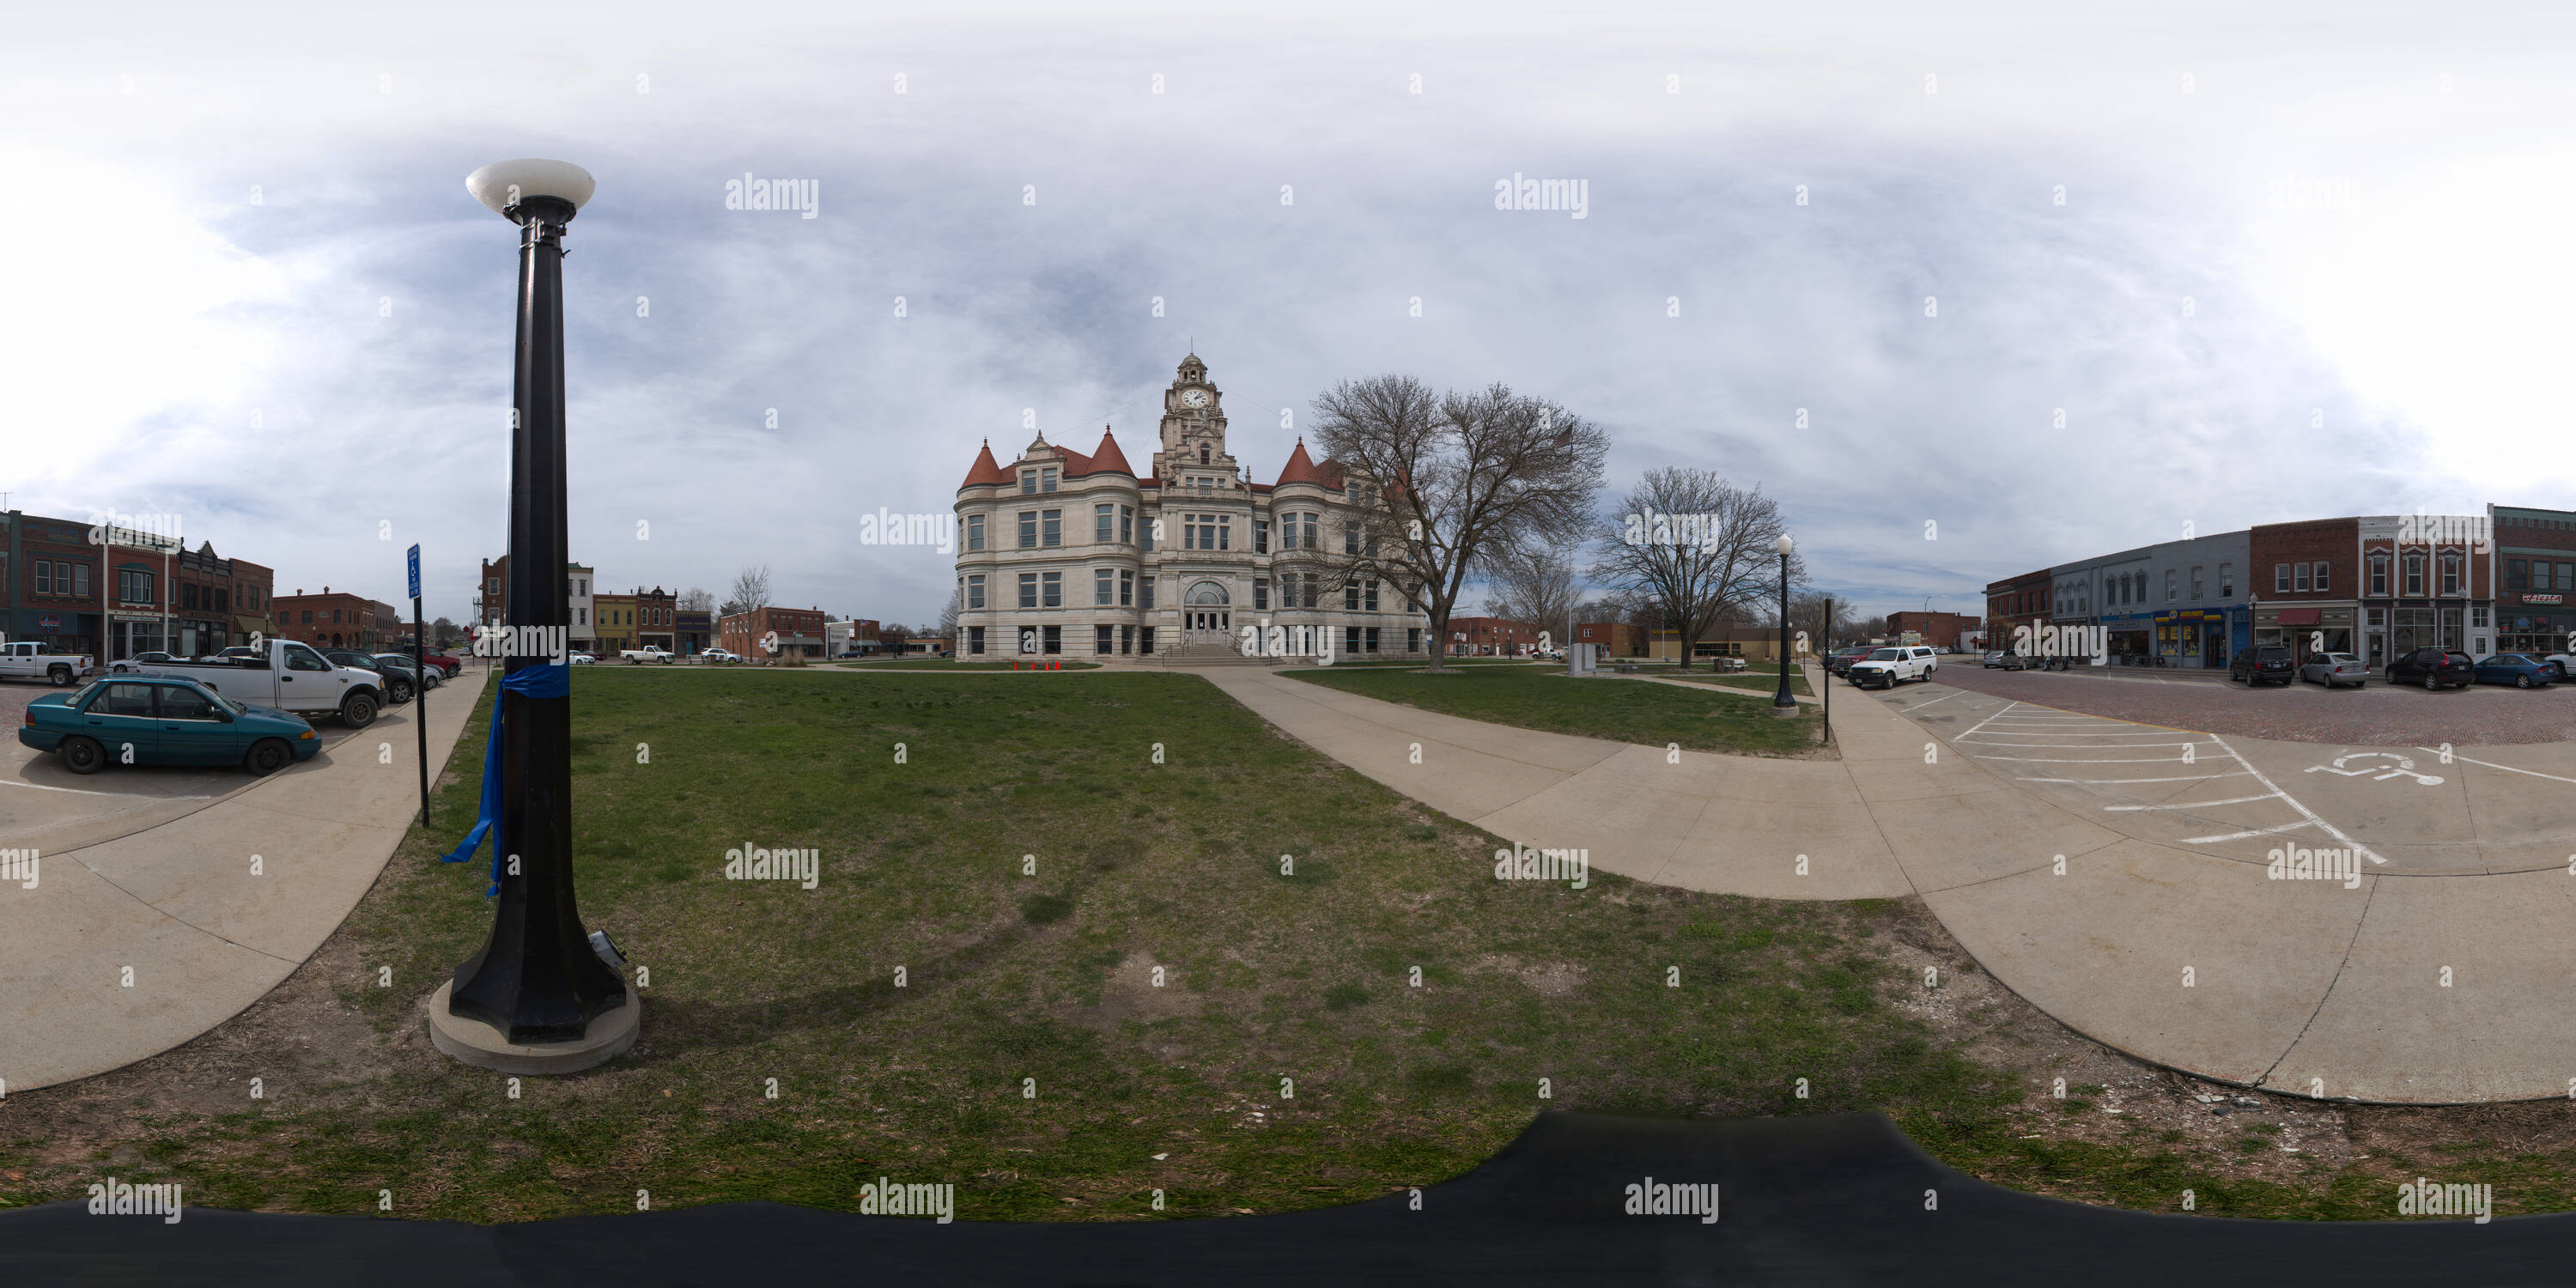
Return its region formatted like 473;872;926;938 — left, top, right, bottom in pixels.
2303;751;2442;786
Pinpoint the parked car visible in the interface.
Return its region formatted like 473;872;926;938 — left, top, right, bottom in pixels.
1826;647;1876;676
2295;652;2371;689
2542;651;2574;682
1999;652;2047;671
129;638;386;727
20;675;322;775
2471;653;2559;690
700;648;742;665
1979;650;2008;668
420;651;462;677
2;641;99;687
108;651;180;674
620;645;675;665
2385;647;2476;690
324;651;415;704
569;653;598;665
1848;646;1938;690
2227;646;2297;686
374;653;441;690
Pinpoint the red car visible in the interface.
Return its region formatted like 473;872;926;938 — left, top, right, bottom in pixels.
419;652;462;677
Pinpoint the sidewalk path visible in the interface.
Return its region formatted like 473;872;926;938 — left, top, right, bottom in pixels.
0;671;489;1092
1192;664;2576;1104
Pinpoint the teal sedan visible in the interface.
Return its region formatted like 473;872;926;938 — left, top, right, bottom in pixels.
19;676;323;775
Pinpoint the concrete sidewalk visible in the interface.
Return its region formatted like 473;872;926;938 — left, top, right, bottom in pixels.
0;671;489;1091
1192;664;2576;1103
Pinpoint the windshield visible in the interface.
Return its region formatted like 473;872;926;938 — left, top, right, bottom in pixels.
1868;649;1902;660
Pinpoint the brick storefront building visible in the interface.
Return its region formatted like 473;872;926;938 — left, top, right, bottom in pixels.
1983;568;2054;655
2355;514;2491;668
1445;616;1541;656
1575;621;1646;658
1884;611;1981;651
634;586;677;652
2250;517;2361;665
273;587;384;651
720;605;827;659
2494;506;2576;657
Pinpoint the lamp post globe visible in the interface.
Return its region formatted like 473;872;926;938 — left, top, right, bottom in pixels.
1773;536;1799;713
428;158;636;1073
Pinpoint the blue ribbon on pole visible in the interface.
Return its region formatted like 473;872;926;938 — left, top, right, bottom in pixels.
440;661;571;895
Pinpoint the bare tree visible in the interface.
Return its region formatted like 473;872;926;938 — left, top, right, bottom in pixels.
1479;538;1580;647
678;586;714;613
1311;376;1608;671
1785;590;1851;652
937;589;959;639
1587;469;1798;671
720;564;772;618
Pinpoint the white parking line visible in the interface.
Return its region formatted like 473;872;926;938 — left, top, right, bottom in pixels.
2413;747;2576;787
1964;740;2211;749
1955;700;2032;740
2203;732;2387;866
2020;772;2256;784
0;780;219;799
2182;820;2317;843
1975;755;2200;762
2106;793;2281;811
1897;690;1965;713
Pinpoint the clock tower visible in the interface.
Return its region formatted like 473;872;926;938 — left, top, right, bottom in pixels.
1152;352;1236;482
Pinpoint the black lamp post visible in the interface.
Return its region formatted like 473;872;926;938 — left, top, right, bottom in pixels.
441;159;628;1050
1773;534;1798;714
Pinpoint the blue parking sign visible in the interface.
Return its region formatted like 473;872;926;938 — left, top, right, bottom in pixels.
406;544;421;600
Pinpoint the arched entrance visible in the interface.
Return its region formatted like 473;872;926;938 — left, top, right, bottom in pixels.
1183;580;1230;641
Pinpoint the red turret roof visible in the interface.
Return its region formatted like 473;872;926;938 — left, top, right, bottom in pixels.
1084;427;1134;477
1274;439;1345;489
959;440;1012;489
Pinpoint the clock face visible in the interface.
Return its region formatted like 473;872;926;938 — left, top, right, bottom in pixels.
1181;388;1210;408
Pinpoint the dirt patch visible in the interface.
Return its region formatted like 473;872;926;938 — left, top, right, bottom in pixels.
1467;954;1589;997
1063;952;1205;1031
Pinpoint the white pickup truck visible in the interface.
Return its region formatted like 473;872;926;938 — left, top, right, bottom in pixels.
1846;645;1939;690
136;638;387;728
619;645;674;665
0;640;96;687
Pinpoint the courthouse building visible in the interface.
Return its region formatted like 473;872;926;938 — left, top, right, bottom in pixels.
952;352;1425;658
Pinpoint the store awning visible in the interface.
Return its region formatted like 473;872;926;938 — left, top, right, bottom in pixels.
2275;608;2322;626
234;615;266;635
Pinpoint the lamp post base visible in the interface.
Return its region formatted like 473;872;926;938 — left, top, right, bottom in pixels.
1769;704;1801;719
427;981;640;1074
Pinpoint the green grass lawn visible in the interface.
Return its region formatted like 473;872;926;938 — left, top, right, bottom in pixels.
5;670;2567;1225
836;658;1102;670
1282;664;1823;755
1649;671;1814;697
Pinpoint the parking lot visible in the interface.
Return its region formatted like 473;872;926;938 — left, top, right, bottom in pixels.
1888;658;2576;747
0;675;392;858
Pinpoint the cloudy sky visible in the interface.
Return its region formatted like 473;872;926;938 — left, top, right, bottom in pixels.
5;1;2572;624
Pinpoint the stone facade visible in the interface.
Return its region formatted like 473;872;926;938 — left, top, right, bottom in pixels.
953;353;1425;659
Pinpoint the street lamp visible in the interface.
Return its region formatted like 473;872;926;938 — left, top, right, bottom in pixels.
1772;534;1798;716
428;159;637;1074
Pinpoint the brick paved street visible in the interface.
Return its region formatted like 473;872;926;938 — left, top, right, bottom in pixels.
1877;660;2576;746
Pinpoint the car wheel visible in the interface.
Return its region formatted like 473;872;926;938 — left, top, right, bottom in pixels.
388;678;414;704
2424;673;2439;691
49;666;74;686
245;738;293;775
341;692;379;728
61;736;106;775
2518;676;2533;690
